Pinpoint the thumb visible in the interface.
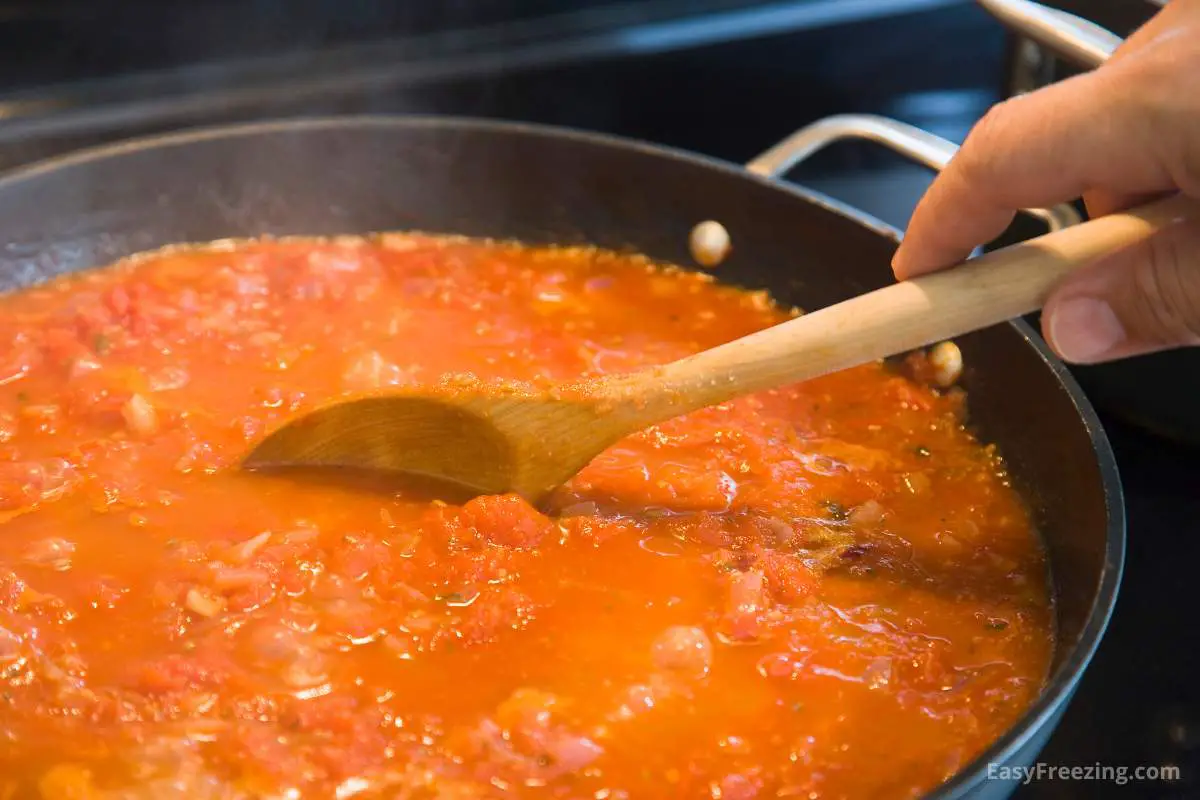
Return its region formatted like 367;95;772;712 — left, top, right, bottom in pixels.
1042;219;1200;364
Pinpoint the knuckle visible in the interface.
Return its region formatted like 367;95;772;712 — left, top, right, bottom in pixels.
1125;226;1200;345
953;101;1015;184
1108;37;1200;194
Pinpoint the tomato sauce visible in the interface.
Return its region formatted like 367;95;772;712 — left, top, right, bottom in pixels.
0;234;1053;798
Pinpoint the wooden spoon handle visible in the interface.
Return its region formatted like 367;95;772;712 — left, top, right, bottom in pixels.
623;192;1200;417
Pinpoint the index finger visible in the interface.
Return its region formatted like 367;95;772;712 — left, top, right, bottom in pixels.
891;69;1173;279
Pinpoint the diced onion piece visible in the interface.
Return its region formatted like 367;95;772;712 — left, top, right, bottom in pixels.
863;657;893;690
342;350;411;391
0;458;77;512
335;776;373;799
228;531;272;563
14;585;59;610
21;537;75;571
282;661;329;690
651;625;713;679
689;220;731;268
283;525;320;544
730;569;766;612
540;732;604;774
611;683;658;721
755;652;801;680
723;569;767;641
122;393;159;436
848;499;884;531
483;688;605;778
148;366;190;392
209;566;271;592
246;623;328;689
184;587;225;618
67;356;102;379
495;687;559;729
248;624;305;662
21;404;60;423
760;517;795;547
929;340;963;387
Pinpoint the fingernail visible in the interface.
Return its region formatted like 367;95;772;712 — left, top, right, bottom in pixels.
1049;297;1126;362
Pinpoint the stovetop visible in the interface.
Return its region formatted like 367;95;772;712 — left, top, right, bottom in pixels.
0;1;1192;796
1018;419;1200;800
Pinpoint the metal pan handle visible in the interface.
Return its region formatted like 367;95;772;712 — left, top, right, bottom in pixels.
978;0;1121;68
745;113;1081;232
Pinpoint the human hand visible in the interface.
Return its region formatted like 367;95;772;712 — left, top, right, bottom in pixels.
891;0;1200;364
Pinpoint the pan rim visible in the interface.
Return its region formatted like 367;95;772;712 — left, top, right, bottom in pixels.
0;113;1125;798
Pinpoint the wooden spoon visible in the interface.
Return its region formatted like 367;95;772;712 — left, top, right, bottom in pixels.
241;193;1197;504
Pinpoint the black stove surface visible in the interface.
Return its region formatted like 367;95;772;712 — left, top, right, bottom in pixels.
1014;418;1200;799
0;1;1192;796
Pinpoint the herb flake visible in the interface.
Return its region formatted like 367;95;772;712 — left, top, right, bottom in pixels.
821;500;849;522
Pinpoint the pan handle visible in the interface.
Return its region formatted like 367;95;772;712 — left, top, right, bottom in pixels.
745;113;1081;232
977;0;1121;69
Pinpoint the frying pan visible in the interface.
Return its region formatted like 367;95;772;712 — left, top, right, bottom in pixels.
0;114;1123;799
982;0;1200;446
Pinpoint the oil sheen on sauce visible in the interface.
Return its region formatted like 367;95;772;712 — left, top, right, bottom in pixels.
0;234;1053;799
